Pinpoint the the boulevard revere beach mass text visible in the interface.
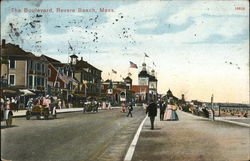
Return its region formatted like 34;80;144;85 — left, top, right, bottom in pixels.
11;8;114;13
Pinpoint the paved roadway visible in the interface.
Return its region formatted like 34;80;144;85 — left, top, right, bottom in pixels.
132;110;250;161
1;107;145;161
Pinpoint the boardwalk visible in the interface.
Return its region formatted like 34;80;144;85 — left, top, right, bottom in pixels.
132;110;250;161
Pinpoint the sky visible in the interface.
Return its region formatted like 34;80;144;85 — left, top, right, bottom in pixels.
1;0;249;103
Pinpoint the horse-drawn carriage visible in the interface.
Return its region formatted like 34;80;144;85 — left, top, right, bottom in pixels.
26;105;56;120
83;101;98;113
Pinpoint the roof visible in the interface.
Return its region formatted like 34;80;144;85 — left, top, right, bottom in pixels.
74;59;102;72
41;54;61;63
1;43;37;58
124;76;132;81
138;70;149;77
70;54;78;58
1;43;50;63
149;75;157;81
41;54;65;67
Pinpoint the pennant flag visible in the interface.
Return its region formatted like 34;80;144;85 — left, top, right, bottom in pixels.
130;61;138;68
112;69;117;74
68;41;73;51
144;53;149;57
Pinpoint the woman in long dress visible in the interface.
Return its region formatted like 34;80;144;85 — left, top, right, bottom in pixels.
171;105;179;121
163;104;172;121
163;102;179;121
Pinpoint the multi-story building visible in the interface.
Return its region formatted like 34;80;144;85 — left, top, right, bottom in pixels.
136;62;158;102
101;79;135;104
69;54;102;98
1;39;49;95
41;55;78;98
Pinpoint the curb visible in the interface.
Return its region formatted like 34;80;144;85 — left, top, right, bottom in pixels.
12;109;84;118
124;115;148;161
215;119;250;128
12;107;124;118
180;111;250;128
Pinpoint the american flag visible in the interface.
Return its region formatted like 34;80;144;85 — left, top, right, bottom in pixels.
129;61;138;68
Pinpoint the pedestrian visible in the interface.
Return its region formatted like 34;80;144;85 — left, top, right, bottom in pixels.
121;102;126;113
163;100;179;121
94;101;99;112
10;97;16;111
127;102;133;117
102;101;106;110
58;99;62;109
15;97;19;112
6;98;10;110
27;98;33;111
107;102;111;110
0;97;5;110
160;101;166;121
146;100;157;130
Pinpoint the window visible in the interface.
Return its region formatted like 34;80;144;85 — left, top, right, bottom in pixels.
42;64;45;73
41;78;44;87
29;61;33;70
34;76;37;86
29;76;33;87
48;69;51;77
37;63;41;71
30;61;33;70
37;77;41;86
45;79;47;87
55;82;60;88
9;60;16;69
9;74;15;85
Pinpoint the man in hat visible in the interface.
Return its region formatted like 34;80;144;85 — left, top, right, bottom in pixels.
146;100;157;130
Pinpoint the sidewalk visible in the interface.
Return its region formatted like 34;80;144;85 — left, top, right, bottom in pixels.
131;110;250;161
12;106;122;117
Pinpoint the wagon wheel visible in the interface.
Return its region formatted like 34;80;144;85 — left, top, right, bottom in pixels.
44;110;49;120
53;110;57;119
26;111;31;120
6;114;13;127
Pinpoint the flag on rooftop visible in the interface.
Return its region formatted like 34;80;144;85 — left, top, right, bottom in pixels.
144;53;149;57
68;41;73;51
112;69;117;74
129;61;138;68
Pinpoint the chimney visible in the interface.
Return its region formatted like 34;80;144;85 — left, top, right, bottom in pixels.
2;39;6;48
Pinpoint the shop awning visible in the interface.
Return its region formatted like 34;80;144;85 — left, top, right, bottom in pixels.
3;89;17;94
19;89;36;96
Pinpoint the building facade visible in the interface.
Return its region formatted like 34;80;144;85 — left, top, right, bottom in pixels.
1;39;49;94
136;62;158;102
69;54;102;98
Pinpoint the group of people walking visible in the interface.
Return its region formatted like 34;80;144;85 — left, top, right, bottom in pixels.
146;100;179;130
0;96;19;111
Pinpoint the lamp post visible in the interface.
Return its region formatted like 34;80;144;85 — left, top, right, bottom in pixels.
211;94;215;121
